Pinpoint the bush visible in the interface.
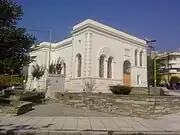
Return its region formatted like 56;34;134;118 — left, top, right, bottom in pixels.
2;89;15;98
109;85;132;95
18;92;45;104
0;97;11;105
0;75;23;90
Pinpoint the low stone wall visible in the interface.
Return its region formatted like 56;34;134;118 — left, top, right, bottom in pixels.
55;93;180;119
15;101;33;115
0;101;33;116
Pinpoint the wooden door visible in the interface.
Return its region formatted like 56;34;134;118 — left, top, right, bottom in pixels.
123;74;131;86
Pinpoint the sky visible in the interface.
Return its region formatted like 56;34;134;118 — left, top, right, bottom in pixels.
14;0;180;52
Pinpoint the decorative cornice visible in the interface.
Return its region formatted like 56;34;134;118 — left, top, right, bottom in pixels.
72;20;146;47
33;38;73;50
70;77;122;81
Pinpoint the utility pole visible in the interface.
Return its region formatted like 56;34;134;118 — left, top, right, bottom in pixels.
147;45;152;95
153;48;157;92
48;30;52;73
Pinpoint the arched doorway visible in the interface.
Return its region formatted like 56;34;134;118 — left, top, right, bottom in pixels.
123;60;131;86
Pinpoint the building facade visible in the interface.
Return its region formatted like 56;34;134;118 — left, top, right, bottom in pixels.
27;19;148;93
158;50;180;82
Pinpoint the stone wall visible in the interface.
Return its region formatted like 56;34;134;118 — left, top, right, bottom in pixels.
55;93;180;119
0;101;33;116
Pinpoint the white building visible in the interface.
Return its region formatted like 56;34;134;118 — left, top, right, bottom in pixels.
27;19;148;93
158;49;180;81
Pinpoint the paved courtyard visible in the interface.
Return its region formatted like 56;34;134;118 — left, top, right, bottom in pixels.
0;103;179;134
0;113;180;135
23;103;120;117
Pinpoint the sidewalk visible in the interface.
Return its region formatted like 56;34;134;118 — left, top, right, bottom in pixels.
0;115;180;135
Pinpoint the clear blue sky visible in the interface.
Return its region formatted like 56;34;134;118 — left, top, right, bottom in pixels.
15;0;180;52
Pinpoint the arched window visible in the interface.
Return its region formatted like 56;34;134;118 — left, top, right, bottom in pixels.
135;50;138;66
137;75;141;85
99;55;105;78
76;54;82;77
140;51;143;67
107;57;113;78
63;63;66;75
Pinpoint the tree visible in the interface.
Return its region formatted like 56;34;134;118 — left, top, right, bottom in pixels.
49;58;64;74
147;56;165;86
49;62;56;74
31;64;45;90
56;58;63;74
83;77;96;93
156;58;165;86
147;56;154;86
31;64;45;80
0;0;36;75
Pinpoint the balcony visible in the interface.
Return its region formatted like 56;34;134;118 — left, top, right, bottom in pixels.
170;64;180;68
168;60;177;64
159;66;165;69
169;69;178;73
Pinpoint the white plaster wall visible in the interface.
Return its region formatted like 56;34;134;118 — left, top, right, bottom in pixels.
27;19;148;93
27;43;73;91
90;29;147;90
69;32;87;91
26;48;49;91
53;44;72;90
131;48;147;87
71;33;86;78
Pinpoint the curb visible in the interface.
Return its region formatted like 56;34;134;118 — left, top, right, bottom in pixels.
1;130;180;135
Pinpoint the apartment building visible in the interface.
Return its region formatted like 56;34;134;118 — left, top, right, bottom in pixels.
158;49;180;82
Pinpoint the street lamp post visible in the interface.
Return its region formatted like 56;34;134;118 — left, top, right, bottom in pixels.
48;30;52;73
153;47;157;91
145;39;156;95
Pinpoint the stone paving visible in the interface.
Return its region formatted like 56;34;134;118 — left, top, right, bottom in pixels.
0;114;180;135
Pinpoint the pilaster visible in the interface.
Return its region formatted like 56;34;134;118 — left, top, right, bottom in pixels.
70;38;74;78
84;32;93;77
84;33;88;77
88;33;93;77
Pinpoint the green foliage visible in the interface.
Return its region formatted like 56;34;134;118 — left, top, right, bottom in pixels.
147;56;153;86
0;0;36;75
170;76;180;84
156;58;165;85
49;58;64;74
56;58;63;74
49;62;56;74
109;85;132;95
17;91;45;104
0;75;23;89
0;97;10;105
147;56;165;86
31;64;45;80
159;79;166;86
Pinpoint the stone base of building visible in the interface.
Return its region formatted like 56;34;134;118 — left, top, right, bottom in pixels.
26;77;147;93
